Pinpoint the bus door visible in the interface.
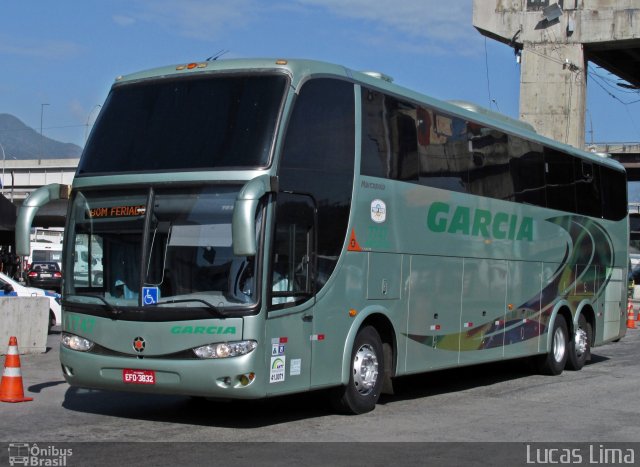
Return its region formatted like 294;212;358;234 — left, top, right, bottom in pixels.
265;193;316;394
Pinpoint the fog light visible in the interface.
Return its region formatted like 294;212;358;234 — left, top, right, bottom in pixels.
239;372;255;386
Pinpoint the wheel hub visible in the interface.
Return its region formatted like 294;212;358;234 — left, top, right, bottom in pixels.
553;326;566;363
352;344;379;395
574;328;588;356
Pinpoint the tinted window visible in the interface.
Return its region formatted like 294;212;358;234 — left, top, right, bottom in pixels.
545;149;577;213
510;146;546;206
277;78;355;295
78;74;287;175
575;160;602;218
601;165;628;221
361;91;420;182
360;88;626;222
467;127;513;201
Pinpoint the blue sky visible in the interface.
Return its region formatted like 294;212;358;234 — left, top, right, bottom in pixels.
2;0;639;151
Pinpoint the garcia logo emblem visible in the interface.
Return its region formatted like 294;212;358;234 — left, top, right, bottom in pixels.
132;337;146;353
371;199;387;223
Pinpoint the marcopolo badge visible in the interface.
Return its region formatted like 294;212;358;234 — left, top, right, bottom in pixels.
370;199;387;223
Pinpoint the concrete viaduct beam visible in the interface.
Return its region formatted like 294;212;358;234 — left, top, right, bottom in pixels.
473;0;640;149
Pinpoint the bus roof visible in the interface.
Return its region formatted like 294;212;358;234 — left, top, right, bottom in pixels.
113;58;624;173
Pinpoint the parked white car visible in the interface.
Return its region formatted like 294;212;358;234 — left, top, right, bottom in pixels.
0;272;61;333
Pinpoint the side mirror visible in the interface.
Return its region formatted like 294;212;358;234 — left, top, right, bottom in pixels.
232;175;277;256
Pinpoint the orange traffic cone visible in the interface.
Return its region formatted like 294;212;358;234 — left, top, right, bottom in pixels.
626;302;636;330
0;336;33;403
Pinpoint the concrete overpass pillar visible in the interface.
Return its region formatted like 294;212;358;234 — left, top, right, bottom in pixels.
520;42;586;147
474;0;640;150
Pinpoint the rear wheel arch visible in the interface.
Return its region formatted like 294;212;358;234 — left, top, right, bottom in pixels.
567;304;595;371
544;304;572;350
576;304;596;346
361;313;396;377
537;307;571;375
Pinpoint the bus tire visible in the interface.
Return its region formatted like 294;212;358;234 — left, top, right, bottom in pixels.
537;315;568;376
566;314;592;371
331;326;383;415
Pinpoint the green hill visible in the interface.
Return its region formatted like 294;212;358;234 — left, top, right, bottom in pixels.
0;113;82;159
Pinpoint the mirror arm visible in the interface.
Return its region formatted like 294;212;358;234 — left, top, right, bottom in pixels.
232;175;277;256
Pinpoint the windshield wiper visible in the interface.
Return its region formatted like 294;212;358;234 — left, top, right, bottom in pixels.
150;298;223;316
63;293;124;319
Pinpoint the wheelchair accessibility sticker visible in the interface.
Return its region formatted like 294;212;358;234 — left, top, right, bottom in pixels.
142;287;159;305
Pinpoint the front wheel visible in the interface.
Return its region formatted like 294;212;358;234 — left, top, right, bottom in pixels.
537;315;569;375
566;314;592;371
330;326;383;415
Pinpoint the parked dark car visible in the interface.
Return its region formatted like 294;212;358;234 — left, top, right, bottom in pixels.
629;264;640;285
26;261;62;291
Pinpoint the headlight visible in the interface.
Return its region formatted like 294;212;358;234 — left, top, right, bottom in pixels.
193;340;257;359
61;333;94;352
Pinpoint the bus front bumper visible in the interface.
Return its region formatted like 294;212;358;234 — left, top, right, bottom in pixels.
60;346;267;399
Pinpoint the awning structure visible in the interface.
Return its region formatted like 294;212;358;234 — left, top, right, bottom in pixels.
0;195;16;246
0;195;16;231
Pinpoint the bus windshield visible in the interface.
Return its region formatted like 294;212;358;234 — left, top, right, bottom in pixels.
77;73;287;175
64;186;259;315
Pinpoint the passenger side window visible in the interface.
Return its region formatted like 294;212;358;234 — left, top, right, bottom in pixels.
270;193;315;308
545;148;577;213
277;78;355;296
360;85;626;222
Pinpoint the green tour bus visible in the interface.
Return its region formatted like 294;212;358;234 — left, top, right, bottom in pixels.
16;58;628;414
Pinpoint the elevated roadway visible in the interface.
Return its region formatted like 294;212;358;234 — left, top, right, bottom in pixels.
1;158;78;228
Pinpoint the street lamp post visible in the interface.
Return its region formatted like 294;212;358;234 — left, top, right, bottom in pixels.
84;104;102;143
40;103;50;158
0;142;5;195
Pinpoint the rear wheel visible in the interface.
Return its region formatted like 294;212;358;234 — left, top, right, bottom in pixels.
566;314;592;371
331;326;383;414
537;315;568;375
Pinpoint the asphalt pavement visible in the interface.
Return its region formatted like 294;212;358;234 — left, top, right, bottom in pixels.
1;324;639;466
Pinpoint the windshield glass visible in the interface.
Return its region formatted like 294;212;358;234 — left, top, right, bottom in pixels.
77;73;287;175
64;186;259;314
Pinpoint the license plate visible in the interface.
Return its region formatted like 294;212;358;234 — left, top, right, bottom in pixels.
40;273;51;278
122;369;156;384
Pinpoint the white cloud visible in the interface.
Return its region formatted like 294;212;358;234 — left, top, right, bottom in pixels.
131;0;258;41
112;15;136;27
0;39;85;60
296;0;477;54
122;0;477;54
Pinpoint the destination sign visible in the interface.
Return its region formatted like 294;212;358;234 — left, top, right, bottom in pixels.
87;205;146;219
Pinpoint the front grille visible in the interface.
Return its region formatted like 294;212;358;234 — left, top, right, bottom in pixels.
89;343;197;360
